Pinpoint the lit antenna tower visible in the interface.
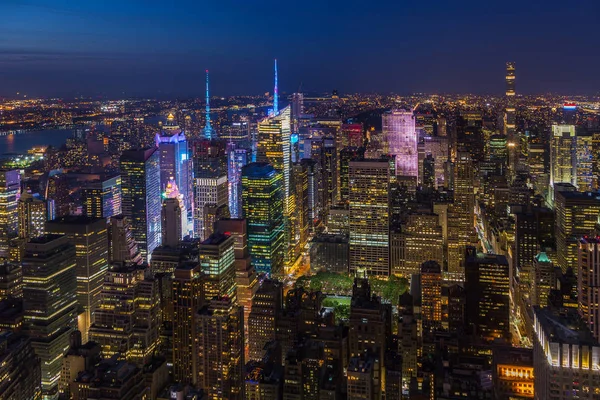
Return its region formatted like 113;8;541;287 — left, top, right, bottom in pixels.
273;59;279;115
204;69;214;139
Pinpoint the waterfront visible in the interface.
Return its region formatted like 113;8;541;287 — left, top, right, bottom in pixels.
0;128;79;155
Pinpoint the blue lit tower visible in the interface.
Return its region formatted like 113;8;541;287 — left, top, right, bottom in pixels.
204;69;214;139
273;59;279;115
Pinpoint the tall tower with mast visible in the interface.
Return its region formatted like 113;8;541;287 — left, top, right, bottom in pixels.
273;59;279;116
204;69;214;139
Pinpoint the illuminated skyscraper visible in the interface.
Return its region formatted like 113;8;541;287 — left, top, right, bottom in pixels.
550;124;577;190
161;178;186;246
195;175;228;240
504;62;517;176
197;296;244;399
215;218;258;339
383;109;417;177
578;238;600;341
156;129;192;230
120;148;161;261
17;192;47;239
417;136;448;188
532;252;553;307
464;247;510;342
22;235;78;399
447;152;476;278
120;148;161;262
248;279;283;361
339;147;365;203
555;191;600;273
81;175;122;219
204;69;215;139
577;133;594;192
227;143;251;219
46;216;109;341
241;163;285;276
88;263;160;366
273;59;279;115
393;213;444;276
341;123;364;148
0;169;20;258
256;106;293;262
533;307;600;400
309;135;338;223
199;232;236;301
0;332;42;400
172;262;204;385
107;215;143;265
420;260;443;334
348;156;394;276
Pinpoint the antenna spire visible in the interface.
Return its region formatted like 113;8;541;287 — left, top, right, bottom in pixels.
273;59;279;115
204;69;213;139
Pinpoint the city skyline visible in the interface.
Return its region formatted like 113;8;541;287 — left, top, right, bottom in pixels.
2;0;600;98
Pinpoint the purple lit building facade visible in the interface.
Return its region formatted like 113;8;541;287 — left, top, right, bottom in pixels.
156;130;193;235
383;109;418;177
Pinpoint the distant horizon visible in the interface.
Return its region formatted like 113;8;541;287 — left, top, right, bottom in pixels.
2;90;599;102
3;0;600;99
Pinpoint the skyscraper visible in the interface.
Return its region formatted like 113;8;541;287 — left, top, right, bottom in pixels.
156;129;192;230
383;109;417;177
348;157;394;276
120;147;161;261
172;262;204;385
555;191;600;273
504;62;517;177
204;69;215;139
420;260;443;335
227;144;251;219
273;59;279;115
161;179;186;247
339;147;365;203
214;218;258;339
447;151;476;278
197;297;244;399
199;232;237;301
579;238;600;341
88;263;160;366
17;191;47;239
22;235;78;398
464;247;510;342
81;174;122;219
533;307;600;400
45;216;109;341
532;252;553;307
241;163;285;276
107;215;143;265
256;106;293;262
0;332;42;400
0;169;20;258
195;175;228;240
550;124;577;190
248;279;283;361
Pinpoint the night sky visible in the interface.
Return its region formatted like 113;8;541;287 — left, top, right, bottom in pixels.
2;0;599;98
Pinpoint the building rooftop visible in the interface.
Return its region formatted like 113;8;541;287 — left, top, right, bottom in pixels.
200;232;232;246
534;307;597;346
46;215;105;225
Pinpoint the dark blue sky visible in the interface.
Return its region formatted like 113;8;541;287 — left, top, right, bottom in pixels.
1;0;599;98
